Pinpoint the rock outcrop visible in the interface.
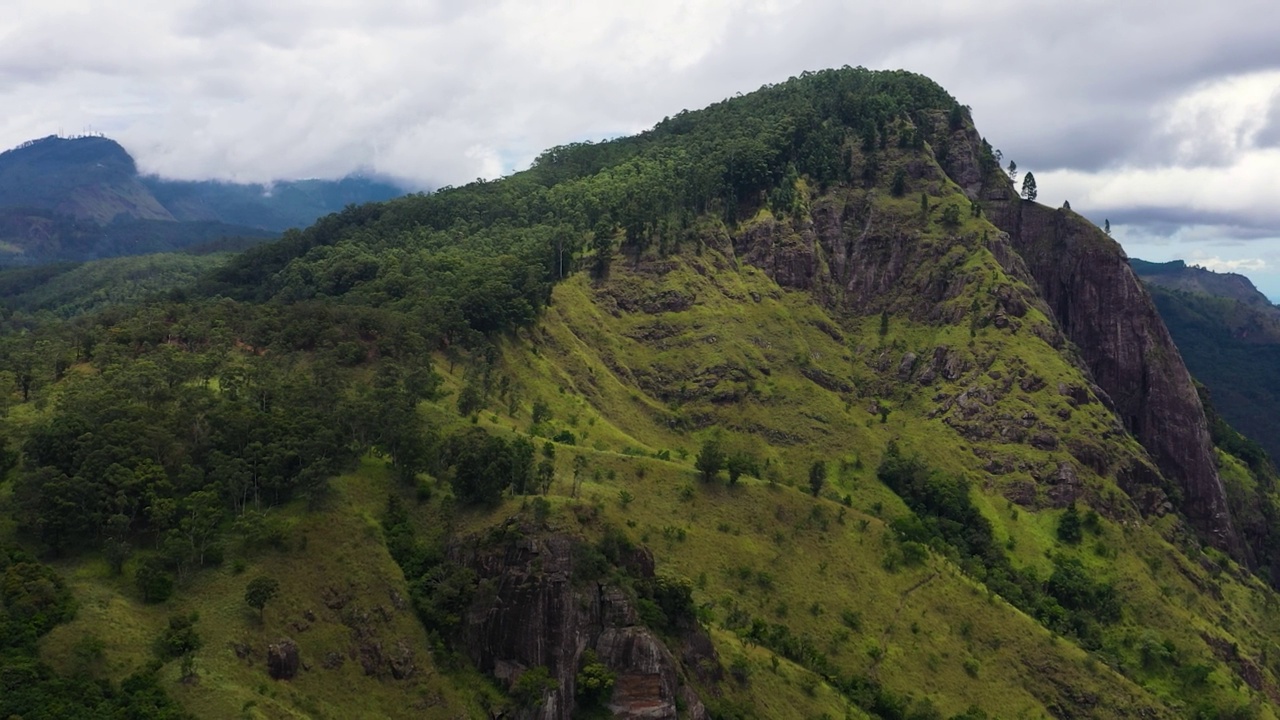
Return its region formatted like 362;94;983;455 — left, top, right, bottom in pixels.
729;111;1246;563
448;530;715;720
965;160;1245;560
267;638;300;680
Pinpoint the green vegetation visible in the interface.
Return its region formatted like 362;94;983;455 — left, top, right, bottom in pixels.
0;545;193;719
243;576;279;620
0;252;227;316
0;66;1279;719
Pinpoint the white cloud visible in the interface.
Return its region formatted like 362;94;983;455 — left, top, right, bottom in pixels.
1038;145;1280;229
0;0;1275;260
1188;255;1269;273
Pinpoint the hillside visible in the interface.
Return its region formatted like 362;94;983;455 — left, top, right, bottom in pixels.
0;135;404;265
1131;258;1280;468
1133;259;1280;315
5;67;1280;719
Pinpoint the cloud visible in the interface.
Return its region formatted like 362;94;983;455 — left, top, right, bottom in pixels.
1188;256;1269;273
0;0;1276;261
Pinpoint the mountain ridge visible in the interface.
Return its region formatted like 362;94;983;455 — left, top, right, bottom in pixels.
1130;257;1280;477
0;134;406;264
6;67;1280;719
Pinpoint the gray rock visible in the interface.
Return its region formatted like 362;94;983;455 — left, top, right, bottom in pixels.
267;638;299;680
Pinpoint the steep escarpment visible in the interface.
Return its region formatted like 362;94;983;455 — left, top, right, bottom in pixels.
982;193;1242;558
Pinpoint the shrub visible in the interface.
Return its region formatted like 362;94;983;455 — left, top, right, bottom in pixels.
155;613;201;660
135;557;174;604
841;609;863;631
511;665;558;709
1057;503;1083;544
576;650;616;705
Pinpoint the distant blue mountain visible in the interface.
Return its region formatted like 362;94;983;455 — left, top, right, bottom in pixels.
0;135;409;264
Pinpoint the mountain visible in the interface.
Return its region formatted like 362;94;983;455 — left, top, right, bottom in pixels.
6;68;1280;719
142;175;406;231
0;135;406;264
1131;257;1280;463
1134;259;1280;313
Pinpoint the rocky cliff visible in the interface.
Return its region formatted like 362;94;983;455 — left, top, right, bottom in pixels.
447;529;716;720
722;114;1246;563
953;152;1245;560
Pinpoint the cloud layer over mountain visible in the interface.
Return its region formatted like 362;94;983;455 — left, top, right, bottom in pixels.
3;0;1279;286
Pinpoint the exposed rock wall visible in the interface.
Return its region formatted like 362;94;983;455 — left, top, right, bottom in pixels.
731;112;1246;562
447;532;713;720
980;188;1244;560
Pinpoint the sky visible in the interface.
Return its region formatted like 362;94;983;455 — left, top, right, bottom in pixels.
3;1;1280;294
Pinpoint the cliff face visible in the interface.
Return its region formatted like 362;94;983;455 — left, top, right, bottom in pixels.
726;115;1246;562
974;179;1244;560
447;531;714;720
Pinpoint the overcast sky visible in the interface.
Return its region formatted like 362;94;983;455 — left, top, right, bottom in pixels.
4;1;1280;293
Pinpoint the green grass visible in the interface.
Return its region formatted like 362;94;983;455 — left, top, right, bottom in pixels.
18;174;1280;718
39;459;494;719
420;214;1280;717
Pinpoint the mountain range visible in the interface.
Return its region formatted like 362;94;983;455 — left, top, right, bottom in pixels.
0;134;405;264
1131;258;1280;466
5;68;1280;720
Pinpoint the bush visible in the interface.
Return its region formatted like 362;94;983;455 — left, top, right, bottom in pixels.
135;557;174;604
511;665;558;709
1057;503;1083;544
696;437;725;482
155;613;201;660
576;650;616;705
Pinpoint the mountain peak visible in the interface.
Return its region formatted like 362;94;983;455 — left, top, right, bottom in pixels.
0;134;136;176
0;134;406;263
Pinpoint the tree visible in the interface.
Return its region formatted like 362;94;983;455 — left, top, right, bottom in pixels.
536;458;555;494
1058;503;1083;544
591;223;614;280
890;168;907;197
572;454;589;498
245;575;280;620
576;650;617;707
726;452;751;486
1007;160;1018;184
695;437;725;483
1020;172;1037;201
135;558;174;604
1104;219;1111;236
940;204;962;228
808;460;827;497
1062;199;1071;210
511;665;558;709
155;613;202;659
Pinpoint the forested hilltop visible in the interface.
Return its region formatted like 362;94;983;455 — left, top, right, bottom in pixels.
4;67;1280;719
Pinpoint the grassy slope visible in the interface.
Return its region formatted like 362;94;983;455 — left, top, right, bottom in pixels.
12;153;1280;718
35;460;495;720
436;208;1280;716
17;242;1280;715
